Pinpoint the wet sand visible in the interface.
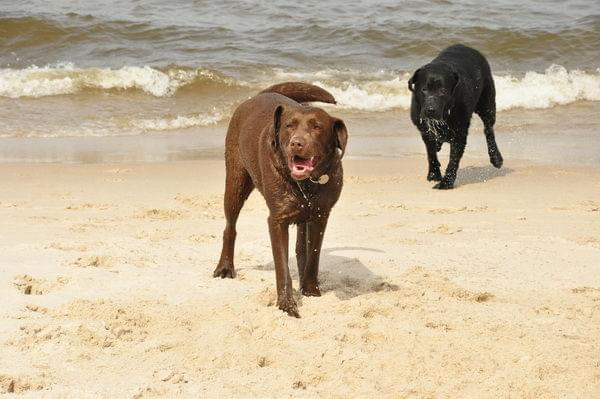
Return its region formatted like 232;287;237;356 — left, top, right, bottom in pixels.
2;102;599;165
1;157;599;397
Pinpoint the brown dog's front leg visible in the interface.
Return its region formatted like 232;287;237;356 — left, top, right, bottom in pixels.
295;222;307;285
301;216;328;297
268;216;299;317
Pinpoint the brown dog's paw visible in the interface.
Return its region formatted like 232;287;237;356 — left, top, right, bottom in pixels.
278;296;300;318
213;264;236;279
301;281;321;297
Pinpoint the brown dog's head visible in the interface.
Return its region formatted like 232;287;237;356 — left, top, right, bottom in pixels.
272;105;347;181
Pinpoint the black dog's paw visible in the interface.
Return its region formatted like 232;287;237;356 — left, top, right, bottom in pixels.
427;170;443;181
278;295;300;318
433;179;454;190
213;263;236;279
490;151;503;169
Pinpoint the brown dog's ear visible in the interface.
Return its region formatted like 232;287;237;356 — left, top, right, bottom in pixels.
272;105;284;148
408;68;421;92
333;118;348;157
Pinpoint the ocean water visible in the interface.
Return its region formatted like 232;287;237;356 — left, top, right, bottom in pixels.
0;0;599;162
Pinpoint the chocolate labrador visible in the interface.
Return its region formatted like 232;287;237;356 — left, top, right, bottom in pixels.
408;44;503;189
213;82;348;317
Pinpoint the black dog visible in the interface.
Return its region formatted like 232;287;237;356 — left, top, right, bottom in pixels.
408;44;503;189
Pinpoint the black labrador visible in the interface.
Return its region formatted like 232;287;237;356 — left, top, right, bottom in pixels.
408;44;503;189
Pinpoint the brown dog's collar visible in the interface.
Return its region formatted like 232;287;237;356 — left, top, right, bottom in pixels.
309;174;329;185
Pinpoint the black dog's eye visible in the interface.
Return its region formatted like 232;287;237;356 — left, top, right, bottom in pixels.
421;87;427;93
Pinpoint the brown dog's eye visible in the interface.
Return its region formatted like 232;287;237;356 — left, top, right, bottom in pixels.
285;123;294;129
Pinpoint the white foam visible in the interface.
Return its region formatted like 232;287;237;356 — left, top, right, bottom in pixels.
1;64;599;112
494;65;600;110
0;64;206;98
132;109;226;131
276;66;600;112
314;77;412;111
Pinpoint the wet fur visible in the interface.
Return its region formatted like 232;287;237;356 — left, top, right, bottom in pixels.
409;44;503;189
213;82;347;317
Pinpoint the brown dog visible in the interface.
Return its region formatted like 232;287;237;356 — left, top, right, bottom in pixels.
213;82;348;317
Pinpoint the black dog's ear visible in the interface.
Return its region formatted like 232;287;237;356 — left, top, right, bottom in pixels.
408;68;421;92
332;118;348;157
272;105;284;147
452;71;461;94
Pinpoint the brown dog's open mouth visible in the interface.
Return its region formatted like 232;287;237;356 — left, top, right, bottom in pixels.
288;155;320;179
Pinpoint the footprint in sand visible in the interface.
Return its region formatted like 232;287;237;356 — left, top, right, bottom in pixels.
70;255;114;269
174;194;227;219
46;242;89;252
400;266;494;303
69;221;113;233
153;369;188;384
187;233;217;243
571;286;600;299
381;203;409;210
65;203;113;210
13;274;68;295
69;255;152;269
581;200;599;212
133;208;188;221
135;228;174;242
0;373;49;394
428;206;490;214
574;237;600;248
427;224;463;235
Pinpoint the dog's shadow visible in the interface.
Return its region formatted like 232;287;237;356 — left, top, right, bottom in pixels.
456;165;512;187
255;246;397;300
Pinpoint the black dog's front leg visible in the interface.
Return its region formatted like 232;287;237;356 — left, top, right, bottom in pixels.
434;138;466;190
422;134;442;181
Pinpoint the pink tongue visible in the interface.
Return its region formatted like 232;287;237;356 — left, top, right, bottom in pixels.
292;158;314;173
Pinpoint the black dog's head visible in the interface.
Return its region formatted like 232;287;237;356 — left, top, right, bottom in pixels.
408;63;460;122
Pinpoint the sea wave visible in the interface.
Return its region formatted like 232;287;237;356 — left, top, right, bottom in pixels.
494;65;600;110
1;63;599;112
0;63;246;98
289;65;600;112
131;109;227;131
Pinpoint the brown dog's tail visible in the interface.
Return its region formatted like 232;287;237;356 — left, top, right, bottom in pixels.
260;82;337;104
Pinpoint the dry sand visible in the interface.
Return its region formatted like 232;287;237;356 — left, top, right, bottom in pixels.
0;157;599;398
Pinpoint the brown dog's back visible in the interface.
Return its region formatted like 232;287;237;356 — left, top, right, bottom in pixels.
259;82;337;104
215;81;345;317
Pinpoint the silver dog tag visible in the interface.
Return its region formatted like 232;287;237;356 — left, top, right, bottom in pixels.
317;174;329;184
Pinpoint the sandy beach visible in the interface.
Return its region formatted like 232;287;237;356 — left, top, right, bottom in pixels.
1;156;598;397
2;0;600;397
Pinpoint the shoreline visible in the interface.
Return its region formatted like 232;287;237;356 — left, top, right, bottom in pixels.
1;102;599;165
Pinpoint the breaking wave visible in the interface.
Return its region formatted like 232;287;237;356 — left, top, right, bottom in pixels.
283;65;600;112
0;63;247;98
1;63;598;112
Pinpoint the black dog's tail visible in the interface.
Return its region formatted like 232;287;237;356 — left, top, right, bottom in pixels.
260;82;337;104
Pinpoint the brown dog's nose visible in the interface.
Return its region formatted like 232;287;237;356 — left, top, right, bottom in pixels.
290;137;305;150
